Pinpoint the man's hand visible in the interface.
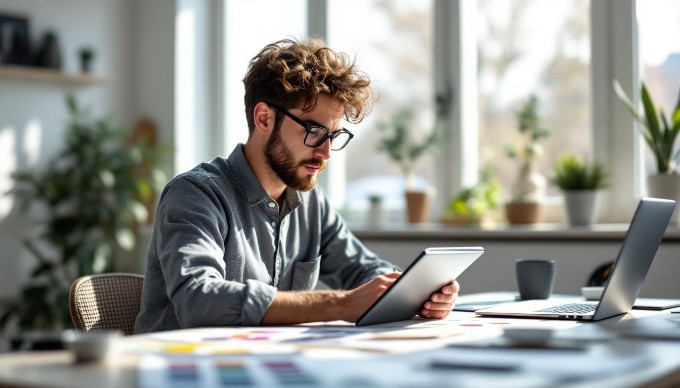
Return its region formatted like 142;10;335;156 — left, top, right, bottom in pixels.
420;280;460;320
341;272;401;322
261;272;400;325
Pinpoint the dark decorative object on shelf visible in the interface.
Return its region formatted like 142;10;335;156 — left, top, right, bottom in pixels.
78;46;95;73
33;31;62;69
0;13;31;65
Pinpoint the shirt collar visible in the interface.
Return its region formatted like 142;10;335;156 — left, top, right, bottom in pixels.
227;144;303;210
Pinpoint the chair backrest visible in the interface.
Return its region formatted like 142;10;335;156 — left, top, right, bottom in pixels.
68;273;144;335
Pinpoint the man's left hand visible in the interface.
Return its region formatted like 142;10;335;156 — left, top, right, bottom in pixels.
420;280;460;319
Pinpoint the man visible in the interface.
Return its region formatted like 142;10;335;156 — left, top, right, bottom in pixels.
135;38;459;333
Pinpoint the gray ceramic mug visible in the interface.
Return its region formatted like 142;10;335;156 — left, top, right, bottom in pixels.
515;259;556;300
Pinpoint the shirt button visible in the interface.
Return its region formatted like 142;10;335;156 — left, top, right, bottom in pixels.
268;202;276;208
271;221;276;227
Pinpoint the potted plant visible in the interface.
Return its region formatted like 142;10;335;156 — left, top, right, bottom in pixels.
0;95;170;340
366;194;385;227
376;108;438;223
441;167;501;226
613;80;680;223
504;95;550;224
78;46;95;73
551;154;608;226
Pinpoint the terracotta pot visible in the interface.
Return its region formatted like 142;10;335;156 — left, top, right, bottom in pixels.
505;201;542;224
405;190;432;223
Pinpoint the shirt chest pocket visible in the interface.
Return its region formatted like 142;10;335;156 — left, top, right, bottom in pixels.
291;256;320;290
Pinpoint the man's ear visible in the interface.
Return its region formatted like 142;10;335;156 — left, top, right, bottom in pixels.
253;102;275;136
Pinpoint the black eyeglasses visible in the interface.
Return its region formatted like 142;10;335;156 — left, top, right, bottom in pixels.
267;102;355;151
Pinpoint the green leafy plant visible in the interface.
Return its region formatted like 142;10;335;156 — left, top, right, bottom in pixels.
376;108;438;189
444;167;501;224
506;95;550;164
613;80;680;174
504;94;551;204
0;95;170;333
552;154;608;190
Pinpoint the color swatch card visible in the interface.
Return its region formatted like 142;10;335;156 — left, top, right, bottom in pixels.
139;355;323;388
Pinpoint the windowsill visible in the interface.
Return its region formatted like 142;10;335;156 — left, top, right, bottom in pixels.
349;222;680;241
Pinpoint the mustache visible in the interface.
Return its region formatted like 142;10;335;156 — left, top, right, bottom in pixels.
299;158;326;170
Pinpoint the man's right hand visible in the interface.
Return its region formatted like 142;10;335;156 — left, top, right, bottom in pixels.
340;272;401;322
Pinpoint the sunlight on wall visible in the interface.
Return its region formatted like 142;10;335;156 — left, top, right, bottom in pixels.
0;119;43;221
24;119;42;167
223;0;306;152
0;127;16;220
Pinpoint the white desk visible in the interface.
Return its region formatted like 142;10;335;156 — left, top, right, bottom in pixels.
1;302;680;387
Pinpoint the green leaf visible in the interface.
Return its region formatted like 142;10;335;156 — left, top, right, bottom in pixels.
613;79;680;174
99;169;116;188
552;154;608;190
116;228;135;251
130;201;149;223
93;244;112;273
31;261;54;277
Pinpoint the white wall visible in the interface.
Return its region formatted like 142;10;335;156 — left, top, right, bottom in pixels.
361;239;680;299
0;0;176;298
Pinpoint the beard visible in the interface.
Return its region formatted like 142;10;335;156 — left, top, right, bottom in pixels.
265;125;326;192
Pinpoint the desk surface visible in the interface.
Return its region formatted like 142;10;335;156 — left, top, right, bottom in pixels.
2;300;680;388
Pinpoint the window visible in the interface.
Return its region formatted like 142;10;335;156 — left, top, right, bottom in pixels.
477;0;591;199
223;0;306;150
327;0;435;217
637;0;680;175
198;0;677;225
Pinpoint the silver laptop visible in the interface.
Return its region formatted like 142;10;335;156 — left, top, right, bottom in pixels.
476;197;675;321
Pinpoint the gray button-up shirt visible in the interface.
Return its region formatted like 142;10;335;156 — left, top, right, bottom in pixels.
135;145;396;333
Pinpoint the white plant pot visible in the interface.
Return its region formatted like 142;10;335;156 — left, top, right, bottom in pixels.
512;161;547;203
366;199;386;227
647;174;680;224
564;190;600;226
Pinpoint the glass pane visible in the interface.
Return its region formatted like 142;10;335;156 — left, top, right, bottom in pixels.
328;0;435;215
223;1;306;150
477;0;591;199
637;0;680;174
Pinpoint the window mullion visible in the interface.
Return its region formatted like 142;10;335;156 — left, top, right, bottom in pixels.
591;0;641;222
434;0;478;217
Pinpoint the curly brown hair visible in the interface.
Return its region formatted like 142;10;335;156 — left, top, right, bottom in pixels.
243;38;373;134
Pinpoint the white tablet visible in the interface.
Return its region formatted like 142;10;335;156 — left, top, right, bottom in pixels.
355;247;484;326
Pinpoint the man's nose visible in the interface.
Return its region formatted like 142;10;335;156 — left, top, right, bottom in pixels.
314;137;332;160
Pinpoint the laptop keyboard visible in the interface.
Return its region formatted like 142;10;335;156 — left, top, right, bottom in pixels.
536;303;597;314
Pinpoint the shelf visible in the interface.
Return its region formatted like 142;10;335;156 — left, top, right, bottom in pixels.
0;65;107;85
349;222;680;241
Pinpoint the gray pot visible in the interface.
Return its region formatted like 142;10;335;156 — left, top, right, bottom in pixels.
564;190;600;226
